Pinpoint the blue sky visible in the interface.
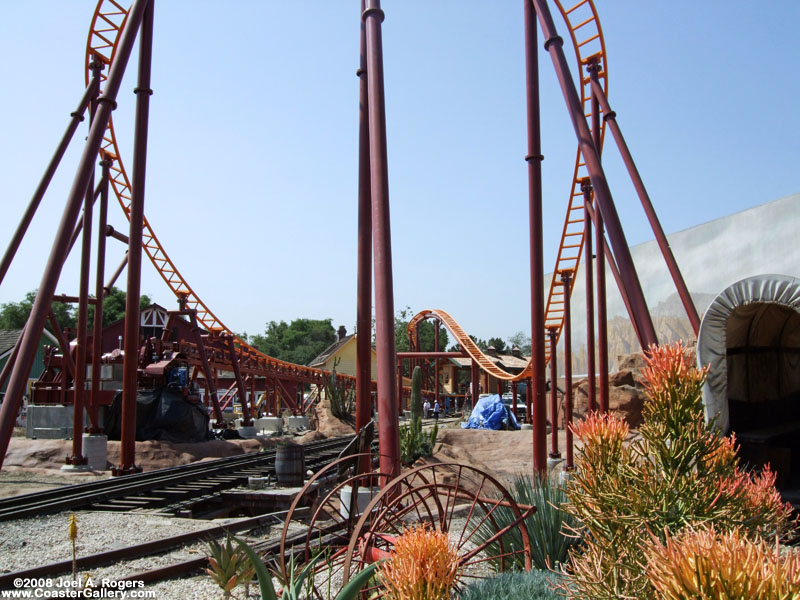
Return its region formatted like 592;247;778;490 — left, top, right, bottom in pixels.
0;1;798;344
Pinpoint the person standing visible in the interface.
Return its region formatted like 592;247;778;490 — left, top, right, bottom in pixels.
433;400;440;422
423;399;431;419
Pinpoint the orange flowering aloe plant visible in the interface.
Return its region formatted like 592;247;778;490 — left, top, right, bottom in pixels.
644;525;800;599
560;342;795;600
377;524;461;600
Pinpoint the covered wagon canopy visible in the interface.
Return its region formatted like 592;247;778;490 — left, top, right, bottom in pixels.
697;274;800;432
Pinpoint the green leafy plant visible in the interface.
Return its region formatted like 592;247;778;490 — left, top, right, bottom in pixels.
460;570;565;600
234;536;380;600
326;357;355;420
205;532;253;598
473;473;581;572
560;342;795;599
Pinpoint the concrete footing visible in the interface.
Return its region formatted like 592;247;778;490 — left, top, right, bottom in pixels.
83;434;108;471
286;416;309;430
60;463;92;473
238;426;258;438
256;417;283;434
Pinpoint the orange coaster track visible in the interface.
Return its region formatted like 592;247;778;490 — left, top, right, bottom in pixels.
87;0;607;384
410;1;608;381
85;0;331;384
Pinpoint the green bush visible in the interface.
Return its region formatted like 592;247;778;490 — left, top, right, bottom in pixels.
472;473;581;571
461;570;564;600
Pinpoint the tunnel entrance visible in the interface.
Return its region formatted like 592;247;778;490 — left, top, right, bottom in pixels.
698;275;800;495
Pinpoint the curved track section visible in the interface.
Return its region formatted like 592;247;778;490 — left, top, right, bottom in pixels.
84;0;330;380
84;1;608;383
408;309;525;382
410;3;609;381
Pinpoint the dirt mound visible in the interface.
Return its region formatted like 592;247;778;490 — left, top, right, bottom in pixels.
2;434;327;471
572;364;648;428
430;429;536;486
311;397;355;438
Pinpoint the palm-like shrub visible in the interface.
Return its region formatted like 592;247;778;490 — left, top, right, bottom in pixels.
473;473;581;572
644;525;800;599
561;342;794;599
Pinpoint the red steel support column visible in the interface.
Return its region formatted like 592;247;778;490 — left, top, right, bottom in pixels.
68;150;96;466
363;0;399;482
226;335;253;426
589;63;610;413
524;0;547;475
69;55;103;462
584;200;642;348
190;313;223;426
589;75;699;335
118;0;154;475
355;0;373;474
512;381;518;420
470;360;479;409
531;0;657;351
561;271;574;469
0;0;150;472
89;156;112;431
0;72;100;288
548;327;560;459
581;181;596;412
434;322;440;409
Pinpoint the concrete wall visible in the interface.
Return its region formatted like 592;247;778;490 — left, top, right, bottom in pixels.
26;405;105;439
550;193;800;373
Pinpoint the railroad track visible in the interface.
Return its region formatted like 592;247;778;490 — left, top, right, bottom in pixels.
0;436;354;522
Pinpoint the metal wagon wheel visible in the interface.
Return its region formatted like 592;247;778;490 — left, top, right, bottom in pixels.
279;453;389;598
341;463;534;597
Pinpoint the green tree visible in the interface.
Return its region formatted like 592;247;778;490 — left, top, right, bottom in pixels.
487;337;507;353
507;330;531;355
250;318;337;365
0;290;75;331
87;286;152;327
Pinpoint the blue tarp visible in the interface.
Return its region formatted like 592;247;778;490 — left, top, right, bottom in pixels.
461;394;520;430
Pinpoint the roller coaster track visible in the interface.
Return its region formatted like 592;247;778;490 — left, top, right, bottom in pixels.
86;1;607;385
410;1;608;382
84;0;331;383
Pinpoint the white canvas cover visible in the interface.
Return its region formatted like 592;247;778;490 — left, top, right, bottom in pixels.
697;274;800;432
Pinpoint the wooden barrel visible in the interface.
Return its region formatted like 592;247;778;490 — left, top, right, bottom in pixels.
275;443;305;487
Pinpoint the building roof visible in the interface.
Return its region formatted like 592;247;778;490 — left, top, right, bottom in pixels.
449;351;530;372
0;328;59;359
308;334;355;368
0;329;24;357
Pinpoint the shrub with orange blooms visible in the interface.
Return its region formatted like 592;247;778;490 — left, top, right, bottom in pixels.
560;342;795;600
377;524;461;600
644;525;800;599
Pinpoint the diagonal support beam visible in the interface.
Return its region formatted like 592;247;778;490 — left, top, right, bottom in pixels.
531;0;658;350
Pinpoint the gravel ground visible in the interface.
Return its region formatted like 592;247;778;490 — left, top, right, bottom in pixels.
0;510;273;599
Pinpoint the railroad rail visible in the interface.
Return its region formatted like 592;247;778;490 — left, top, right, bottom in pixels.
0;436;353;522
0;508;306;588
